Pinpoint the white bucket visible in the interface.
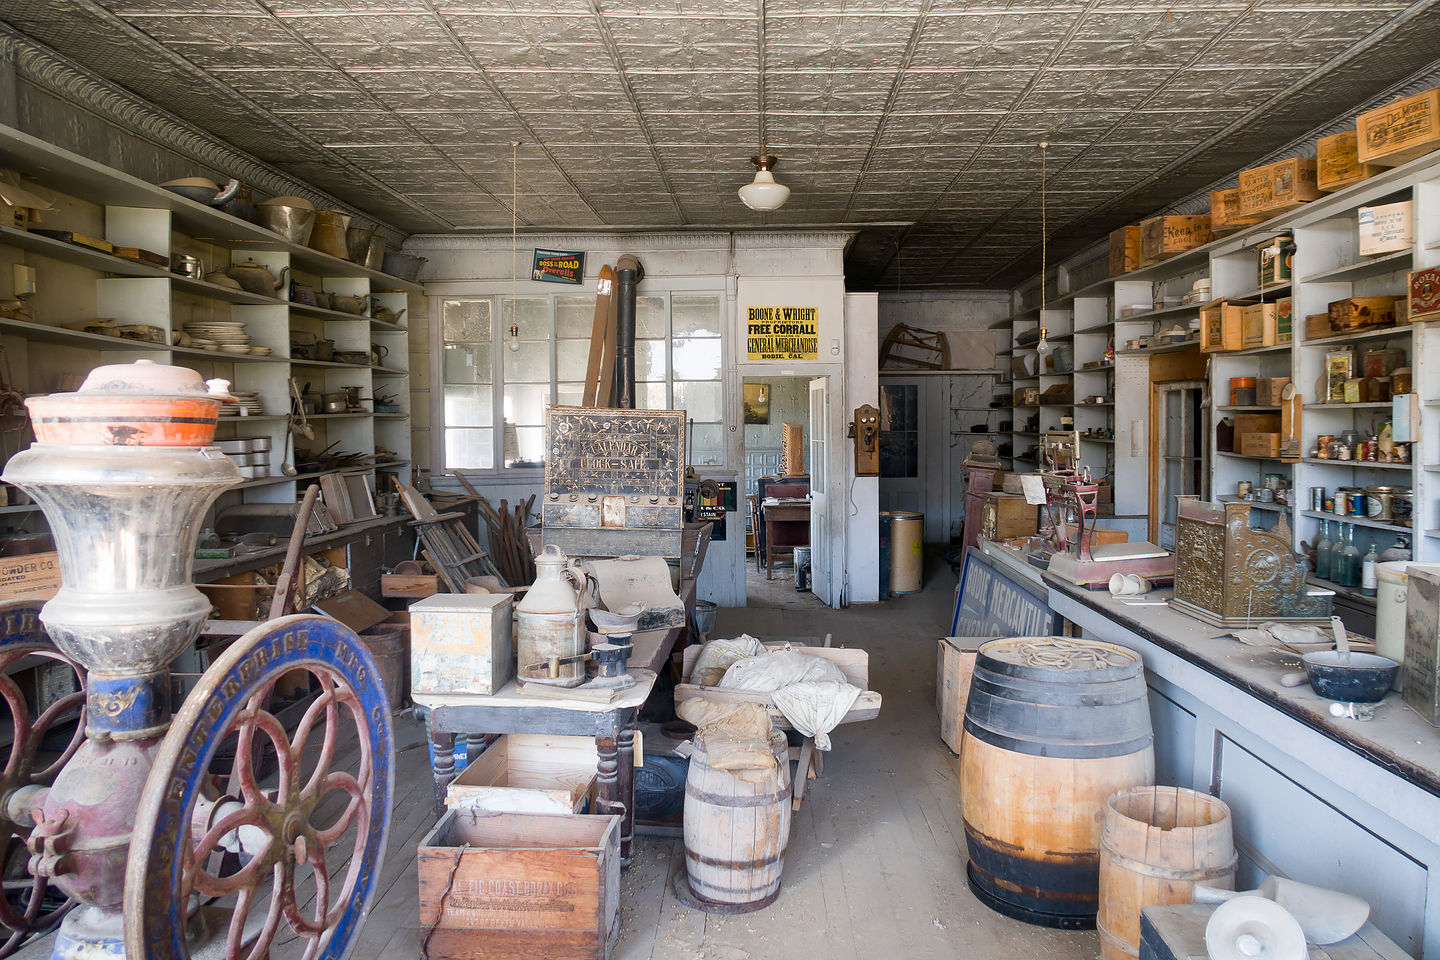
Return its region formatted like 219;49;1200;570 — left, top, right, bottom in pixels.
1375;561;1440;692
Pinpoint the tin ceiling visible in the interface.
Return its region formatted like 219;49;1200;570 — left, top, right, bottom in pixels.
3;0;1440;288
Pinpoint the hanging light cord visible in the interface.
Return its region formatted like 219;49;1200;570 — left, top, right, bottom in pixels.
1037;140;1049;350
511;141;519;344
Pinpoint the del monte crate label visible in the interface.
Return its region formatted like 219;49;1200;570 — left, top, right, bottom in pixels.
746;306;820;361
531;248;585;284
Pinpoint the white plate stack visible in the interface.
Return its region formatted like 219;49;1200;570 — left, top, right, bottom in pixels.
185;319;254;354
214;437;272;479
220;390;264;418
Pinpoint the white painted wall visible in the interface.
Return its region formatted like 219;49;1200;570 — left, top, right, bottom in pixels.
844;293;880;603
406;231;865;609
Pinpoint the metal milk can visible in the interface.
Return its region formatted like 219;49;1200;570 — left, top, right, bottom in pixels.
516;544;590;686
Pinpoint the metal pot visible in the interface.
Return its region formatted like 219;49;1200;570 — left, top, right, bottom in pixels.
345;224;377;264
381;250;427;281
311;210;352;260
365;235;387;271
321;393;348;414
1301;650;1399;703
256;202;316;246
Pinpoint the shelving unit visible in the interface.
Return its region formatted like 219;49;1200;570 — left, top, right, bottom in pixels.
0;122;420;531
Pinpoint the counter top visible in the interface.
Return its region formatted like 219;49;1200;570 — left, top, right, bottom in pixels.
1045;571;1440;800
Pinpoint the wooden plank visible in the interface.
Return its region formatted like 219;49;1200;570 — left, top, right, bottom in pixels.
582;264;615;408
672;687;882;726
679;643;870;687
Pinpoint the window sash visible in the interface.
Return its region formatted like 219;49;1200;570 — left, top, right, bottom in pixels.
438;290;725;474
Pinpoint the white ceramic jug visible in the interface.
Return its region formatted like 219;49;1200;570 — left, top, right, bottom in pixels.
516;544;590;686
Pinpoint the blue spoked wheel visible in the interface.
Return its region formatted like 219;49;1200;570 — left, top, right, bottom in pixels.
125;616;393;960
0;601;84;957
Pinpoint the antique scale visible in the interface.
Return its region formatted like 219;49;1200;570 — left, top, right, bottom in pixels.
1037;430;1177;589
0;361;391;960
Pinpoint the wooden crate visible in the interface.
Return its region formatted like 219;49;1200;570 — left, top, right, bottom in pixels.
418;809;621;960
1316;130;1383;191
0;551;59;602
1199;299;1245;353
410;593;513;696
1139;215;1211;265
381;573;438;598
1241;302;1277;350
936;638;980;755
1109;225;1141;276
1357;86;1440;167
446;734;598;815
1209;189;1264;235
1238;158;1321;216
1328;296;1400;333
676;642;881;727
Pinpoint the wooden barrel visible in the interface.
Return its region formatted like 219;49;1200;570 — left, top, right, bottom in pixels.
1098;786;1237;960
960;637;1154;929
683;730;791;909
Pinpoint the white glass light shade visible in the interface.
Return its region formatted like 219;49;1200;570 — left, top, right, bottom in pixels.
738;157;790;211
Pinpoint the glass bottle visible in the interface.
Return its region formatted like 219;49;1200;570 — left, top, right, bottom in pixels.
1362;541;1380;597
1329;524;1349;586
1314;520;1332;580
1340;526;1362;589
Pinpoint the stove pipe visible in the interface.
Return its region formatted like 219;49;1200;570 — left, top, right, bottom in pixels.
613;254;643;408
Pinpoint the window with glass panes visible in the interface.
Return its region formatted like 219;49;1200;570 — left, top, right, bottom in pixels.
439;292;725;472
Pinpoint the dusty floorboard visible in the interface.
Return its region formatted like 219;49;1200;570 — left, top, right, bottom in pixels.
357;557;1099;959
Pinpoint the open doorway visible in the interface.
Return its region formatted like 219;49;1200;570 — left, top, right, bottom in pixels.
741;376;825;610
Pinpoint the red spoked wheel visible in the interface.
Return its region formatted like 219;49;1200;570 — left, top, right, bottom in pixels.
0;601;84;957
126;616;392;960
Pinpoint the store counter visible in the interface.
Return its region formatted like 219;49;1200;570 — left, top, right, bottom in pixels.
965;541;1440;956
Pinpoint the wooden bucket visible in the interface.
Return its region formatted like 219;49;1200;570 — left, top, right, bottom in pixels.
960;637;1154;929
682;730;791;910
1098;786;1237;960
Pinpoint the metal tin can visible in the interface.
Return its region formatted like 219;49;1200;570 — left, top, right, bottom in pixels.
1236;480;1253;497
1366;486;1393;521
1310;486;1325;511
1349;492;1368;516
1333;490;1349;515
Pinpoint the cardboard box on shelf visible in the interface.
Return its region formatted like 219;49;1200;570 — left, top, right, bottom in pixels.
1276;296;1293;344
1139;215;1212;265
1256;377;1291;406
1238;433;1281;458
1200;299;1247;353
1411;268;1440;321
1109;225;1141;276
1316;130;1384;191
1357;86;1440;167
1357;201;1414;257
1210;189;1265;235
1241;302;1278;349
1328;296;1400;333
1238;158;1321;216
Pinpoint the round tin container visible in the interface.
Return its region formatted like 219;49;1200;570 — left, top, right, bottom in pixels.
25;360;232;447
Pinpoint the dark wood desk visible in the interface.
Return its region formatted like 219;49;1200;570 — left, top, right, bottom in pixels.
762;500;810;580
415;624;682;865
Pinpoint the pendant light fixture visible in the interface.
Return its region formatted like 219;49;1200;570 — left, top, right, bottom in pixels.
1035;140;1050;356
739;150;790;212
508;140;520;352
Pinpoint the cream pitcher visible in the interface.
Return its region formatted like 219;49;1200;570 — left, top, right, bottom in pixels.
516;544;590;686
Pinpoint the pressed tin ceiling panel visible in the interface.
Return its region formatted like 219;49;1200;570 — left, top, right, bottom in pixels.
2;0;1440;286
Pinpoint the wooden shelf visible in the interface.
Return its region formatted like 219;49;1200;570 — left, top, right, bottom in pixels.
1217;405;1279;412
0;316;169;351
1217;496;1291;513
1302;249;1414;284
1116;302;1201;323
1300;458;1411;471
171;345;285;364
1231;282;1292;301
1304;402;1394;409
1117;340;1201;356
1300;509;1412;533
1303;326;1411;347
0;224;167;278
171;275;283;306
0;123;422;292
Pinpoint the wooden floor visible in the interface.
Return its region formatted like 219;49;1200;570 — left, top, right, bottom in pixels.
358;558;1099;959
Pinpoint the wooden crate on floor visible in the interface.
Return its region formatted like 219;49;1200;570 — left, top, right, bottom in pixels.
446;734;599;815
936;638;980;754
418;809;621;960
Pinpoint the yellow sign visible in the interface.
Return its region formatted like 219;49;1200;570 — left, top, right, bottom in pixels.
745;306;819;361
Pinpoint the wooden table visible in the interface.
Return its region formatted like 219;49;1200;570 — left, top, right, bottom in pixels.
414;625;681;864
762;499;810;580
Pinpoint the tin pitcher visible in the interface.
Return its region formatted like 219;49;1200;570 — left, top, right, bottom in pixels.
516;544;590;686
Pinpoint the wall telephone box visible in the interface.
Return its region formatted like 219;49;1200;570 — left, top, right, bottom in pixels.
852;404;880;476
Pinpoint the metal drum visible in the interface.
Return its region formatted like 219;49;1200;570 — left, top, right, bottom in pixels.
960;636;1155;929
890;511;924;595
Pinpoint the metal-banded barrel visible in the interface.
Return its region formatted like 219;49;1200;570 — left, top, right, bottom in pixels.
683;730;791;910
960;636;1155;929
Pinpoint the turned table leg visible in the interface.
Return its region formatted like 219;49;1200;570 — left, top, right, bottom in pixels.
430;727;455;817
617;724;636;861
